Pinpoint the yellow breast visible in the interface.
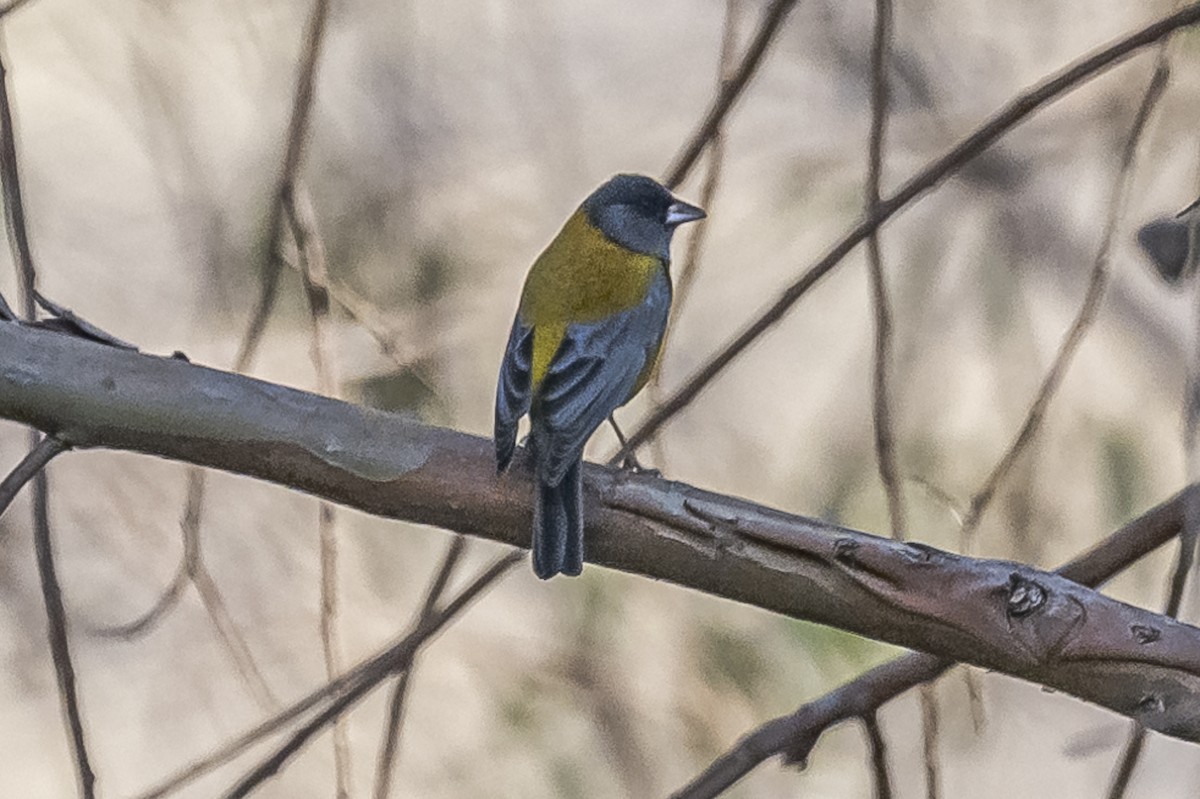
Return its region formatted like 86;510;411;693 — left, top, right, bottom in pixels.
519;211;662;389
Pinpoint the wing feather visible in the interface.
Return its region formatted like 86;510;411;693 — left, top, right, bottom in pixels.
494;318;534;471
533;269;671;484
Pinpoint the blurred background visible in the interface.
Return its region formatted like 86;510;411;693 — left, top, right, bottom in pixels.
1;0;1200;796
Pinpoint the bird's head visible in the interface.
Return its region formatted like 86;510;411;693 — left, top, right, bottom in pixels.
581;174;706;261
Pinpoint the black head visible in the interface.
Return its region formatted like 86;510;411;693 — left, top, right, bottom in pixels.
581;173;705;260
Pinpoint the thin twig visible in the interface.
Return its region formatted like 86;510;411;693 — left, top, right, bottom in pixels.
862;2;917;792
0;32;35;320
862;712;893;799
610;3;1200;466
192;556;282;710
31;458;96;799
663;0;798;189
0;31;96;798
669;0;739;316
669;485;1196;798
1106;726;1149;799
959;60;1169;544
279;248;443;395
917;685;940;799
221;551;522;799
865;0;905;542
285;182;352;798
373;534;468;799
671;656;941;799
97;469;281;707
0;434;66;519
234;0;331;371
647;0;740;468
90;563;189;639
33;290;137;350
188;471;282;709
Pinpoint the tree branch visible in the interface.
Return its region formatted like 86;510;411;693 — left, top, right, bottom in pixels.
671;484;1197;798
30;450;95;799
862;711;893;799
0;432;66;517
5;325;1200;743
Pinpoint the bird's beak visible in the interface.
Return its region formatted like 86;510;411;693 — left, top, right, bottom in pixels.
665;199;706;228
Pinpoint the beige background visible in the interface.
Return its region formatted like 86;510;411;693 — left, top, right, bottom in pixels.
1;0;1199;796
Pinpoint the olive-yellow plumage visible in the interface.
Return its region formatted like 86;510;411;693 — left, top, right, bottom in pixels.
494;174;705;579
521;210;663;391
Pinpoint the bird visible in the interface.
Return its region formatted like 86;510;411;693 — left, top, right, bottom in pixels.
494;174;706;579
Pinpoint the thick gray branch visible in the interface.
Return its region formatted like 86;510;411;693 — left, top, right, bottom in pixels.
2;322;1199;741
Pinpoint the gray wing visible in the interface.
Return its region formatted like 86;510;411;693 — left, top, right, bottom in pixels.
494;317;534;472
534;268;671;485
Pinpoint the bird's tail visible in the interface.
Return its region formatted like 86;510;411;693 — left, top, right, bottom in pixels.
532;458;583;579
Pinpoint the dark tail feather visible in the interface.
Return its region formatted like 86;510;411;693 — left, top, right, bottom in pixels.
532;459;584;579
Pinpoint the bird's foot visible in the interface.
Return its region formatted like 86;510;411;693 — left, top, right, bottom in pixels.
618;453;660;478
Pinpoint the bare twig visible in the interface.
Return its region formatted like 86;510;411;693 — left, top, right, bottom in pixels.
90;563;189;639
31;458;96;799
610;3;1200;466
862;2;921;793
662;0;799;189
373;534;468;799
234;0;330;370
279;250;444;396
917;686;940;799
1106;727;1149;799
669;0;740;316
671;655;941;799
190;546;282;710
0;33;34;319
862;712;893;799
32;290;137;350
961;60;1169;544
0;433;66;518
285;181;352;797
670;484;1196;798
0;32;96;798
94;470;280;709
865;0;905;543
222;551;522;799
646;0;740;468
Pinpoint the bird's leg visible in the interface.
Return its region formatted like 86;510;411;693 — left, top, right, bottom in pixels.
607;415;659;477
